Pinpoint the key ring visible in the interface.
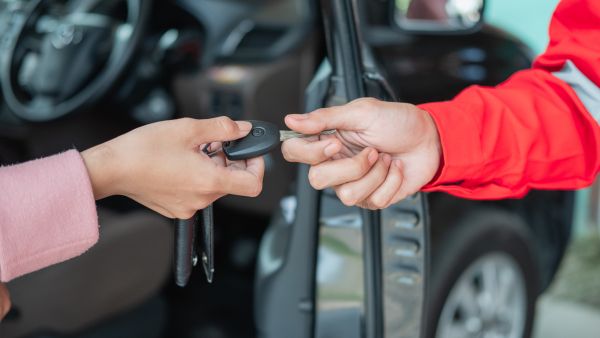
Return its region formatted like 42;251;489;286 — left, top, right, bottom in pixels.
202;143;223;158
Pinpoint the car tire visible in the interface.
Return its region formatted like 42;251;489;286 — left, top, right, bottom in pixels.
425;208;541;338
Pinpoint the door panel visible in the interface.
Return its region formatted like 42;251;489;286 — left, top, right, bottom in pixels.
254;1;429;338
316;1;429;338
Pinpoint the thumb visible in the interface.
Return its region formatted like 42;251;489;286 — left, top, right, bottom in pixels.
189;117;252;144
285;101;368;135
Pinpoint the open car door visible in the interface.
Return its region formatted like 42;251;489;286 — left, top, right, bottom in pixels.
254;1;429;337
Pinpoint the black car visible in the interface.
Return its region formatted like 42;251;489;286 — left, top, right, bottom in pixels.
0;0;572;338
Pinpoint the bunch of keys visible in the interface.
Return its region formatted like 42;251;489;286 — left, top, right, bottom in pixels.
174;120;336;287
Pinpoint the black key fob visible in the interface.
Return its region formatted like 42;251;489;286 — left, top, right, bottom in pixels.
223;120;280;161
174;214;197;287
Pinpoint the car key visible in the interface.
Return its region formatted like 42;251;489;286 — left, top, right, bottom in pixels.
201;204;214;283
222;120;280;160
174;145;216;287
174;206;214;286
219;120;336;161
174;120;335;287
174;214;197;287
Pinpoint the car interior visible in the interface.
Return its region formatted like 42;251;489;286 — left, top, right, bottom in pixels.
1;0;318;336
0;0;576;338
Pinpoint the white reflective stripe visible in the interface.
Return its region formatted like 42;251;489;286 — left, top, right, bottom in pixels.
552;60;600;124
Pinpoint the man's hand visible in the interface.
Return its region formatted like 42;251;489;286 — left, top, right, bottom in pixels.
82;117;264;219
282;98;441;209
0;282;10;320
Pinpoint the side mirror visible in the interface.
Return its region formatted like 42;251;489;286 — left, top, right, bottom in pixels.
393;0;484;33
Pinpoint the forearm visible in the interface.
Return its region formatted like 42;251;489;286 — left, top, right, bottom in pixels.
0;150;99;282
419;0;600;199
0;116;263;282
421;68;600;199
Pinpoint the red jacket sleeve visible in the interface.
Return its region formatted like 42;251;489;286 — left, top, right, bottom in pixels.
420;0;600;199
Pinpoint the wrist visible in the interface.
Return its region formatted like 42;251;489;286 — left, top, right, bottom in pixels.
415;106;443;184
81;142;122;200
419;107;442;159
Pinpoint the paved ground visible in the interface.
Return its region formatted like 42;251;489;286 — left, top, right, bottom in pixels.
532;234;600;338
533;296;600;338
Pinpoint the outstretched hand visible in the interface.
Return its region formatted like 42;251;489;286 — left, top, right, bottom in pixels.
82;117;265;219
282;98;441;209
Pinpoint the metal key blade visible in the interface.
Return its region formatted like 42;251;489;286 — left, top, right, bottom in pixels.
201;204;214;283
279;129;336;141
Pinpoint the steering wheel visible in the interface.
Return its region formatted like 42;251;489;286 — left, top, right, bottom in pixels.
0;0;151;122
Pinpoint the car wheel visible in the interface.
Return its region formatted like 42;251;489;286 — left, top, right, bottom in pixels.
427;209;540;338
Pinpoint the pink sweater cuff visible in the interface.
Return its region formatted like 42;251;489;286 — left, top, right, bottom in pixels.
0;150;99;282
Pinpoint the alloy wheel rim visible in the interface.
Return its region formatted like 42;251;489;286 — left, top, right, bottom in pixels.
435;252;527;338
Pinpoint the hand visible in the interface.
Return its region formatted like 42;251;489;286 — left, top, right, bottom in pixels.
0;282;10;320
82;117;264;219
281;98;441;209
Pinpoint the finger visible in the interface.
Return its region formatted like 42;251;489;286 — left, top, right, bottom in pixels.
356;201;372;209
389;185;411;205
225;155;264;174
386;173;415;206
205;141;222;154
210;151;226;167
244;157;265;180
215;157;265;197
188;117;252;144
285;98;380;134
308;147;378;190
334;154;391;207
281;137;342;165
365;159;404;209
226;159;247;171
201;141;226;166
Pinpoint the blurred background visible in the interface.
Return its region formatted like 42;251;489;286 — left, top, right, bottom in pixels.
486;1;600;336
0;0;598;337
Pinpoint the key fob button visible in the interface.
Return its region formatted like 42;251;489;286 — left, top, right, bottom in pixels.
223;120;279;160
252;127;265;137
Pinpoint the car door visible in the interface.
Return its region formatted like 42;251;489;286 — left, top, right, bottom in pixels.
254;1;429;338
313;1;429;338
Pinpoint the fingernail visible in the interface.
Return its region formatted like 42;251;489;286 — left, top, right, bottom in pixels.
324;142;340;157
236;121;252;132
287;114;309;120
393;159;402;168
367;149;378;164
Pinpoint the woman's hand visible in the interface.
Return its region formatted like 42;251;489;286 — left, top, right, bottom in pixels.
0;282;10;320
281;98;441;209
81;117;265;219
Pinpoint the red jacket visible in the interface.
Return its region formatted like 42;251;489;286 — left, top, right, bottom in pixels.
420;0;600;199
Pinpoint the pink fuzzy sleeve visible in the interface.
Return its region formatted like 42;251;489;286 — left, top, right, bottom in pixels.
0;150;99;282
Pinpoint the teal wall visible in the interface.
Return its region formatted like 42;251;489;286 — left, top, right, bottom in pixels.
485;0;560;55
